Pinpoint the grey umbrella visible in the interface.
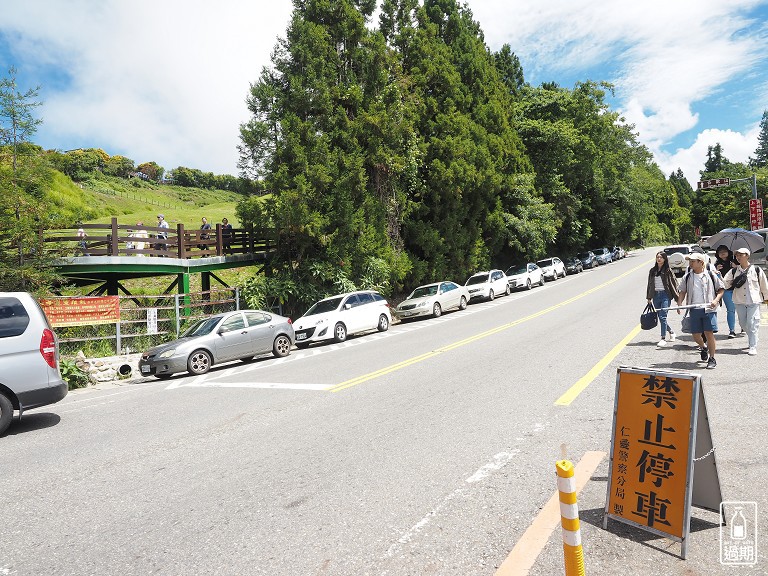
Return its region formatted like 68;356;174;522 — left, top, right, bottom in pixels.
706;228;766;253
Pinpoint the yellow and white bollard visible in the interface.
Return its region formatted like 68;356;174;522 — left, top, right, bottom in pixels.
557;459;586;576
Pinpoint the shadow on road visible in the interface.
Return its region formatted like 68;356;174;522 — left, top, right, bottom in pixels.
4;412;61;437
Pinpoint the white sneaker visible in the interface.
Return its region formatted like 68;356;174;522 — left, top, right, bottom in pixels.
748;347;757;356
667;332;676;342
657;340;667;347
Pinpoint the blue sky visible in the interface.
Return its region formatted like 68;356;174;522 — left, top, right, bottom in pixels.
1;0;767;188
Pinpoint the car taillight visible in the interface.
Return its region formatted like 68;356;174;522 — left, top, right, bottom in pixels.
40;328;57;368
287;318;293;324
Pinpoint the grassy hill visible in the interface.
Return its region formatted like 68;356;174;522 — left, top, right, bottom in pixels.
46;171;243;230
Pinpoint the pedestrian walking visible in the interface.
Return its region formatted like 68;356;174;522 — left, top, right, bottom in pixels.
198;216;211;250
156;214;169;255
76;222;89;256
221;217;233;252
676;252;725;369
723;248;768;356
646;251;679;347
134;222;149;256
713;244;738;337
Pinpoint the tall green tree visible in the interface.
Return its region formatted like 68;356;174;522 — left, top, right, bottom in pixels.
751;109;768;168
0;68;62;292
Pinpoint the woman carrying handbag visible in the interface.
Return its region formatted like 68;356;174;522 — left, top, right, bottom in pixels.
646;251;680;347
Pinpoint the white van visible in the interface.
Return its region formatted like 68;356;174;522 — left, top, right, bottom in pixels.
0;293;67;436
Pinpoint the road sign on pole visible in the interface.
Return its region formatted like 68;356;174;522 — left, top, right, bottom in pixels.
749;198;764;231
697;178;730;190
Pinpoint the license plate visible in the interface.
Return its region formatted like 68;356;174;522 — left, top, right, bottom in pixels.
296;333;307;341
140;365;150;373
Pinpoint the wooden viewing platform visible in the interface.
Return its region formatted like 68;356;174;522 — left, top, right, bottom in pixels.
43;218;276;296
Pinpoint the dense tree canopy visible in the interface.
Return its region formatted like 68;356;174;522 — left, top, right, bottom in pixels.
237;0;696;313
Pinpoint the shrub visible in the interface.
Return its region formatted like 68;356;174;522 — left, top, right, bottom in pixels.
59;357;91;390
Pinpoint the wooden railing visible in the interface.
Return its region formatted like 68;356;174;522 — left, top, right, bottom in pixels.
45;218;275;259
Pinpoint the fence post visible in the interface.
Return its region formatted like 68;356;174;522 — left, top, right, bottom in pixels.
111;217;119;255
174;294;181;337
177;223;185;259
235;287;240;310
116;321;122;355
557;459;586;576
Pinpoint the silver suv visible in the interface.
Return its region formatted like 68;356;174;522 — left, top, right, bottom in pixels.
0;293;67;436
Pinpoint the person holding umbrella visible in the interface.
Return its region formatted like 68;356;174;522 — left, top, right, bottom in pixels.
723;247;768;356
713;244;738;337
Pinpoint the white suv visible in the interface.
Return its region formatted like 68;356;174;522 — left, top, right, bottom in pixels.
465;269;510;301
537;257;566;281
663;244;709;277
0;293;67;436
293;290;391;347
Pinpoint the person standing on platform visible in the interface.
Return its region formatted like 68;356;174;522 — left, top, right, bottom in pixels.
221;217;233;253
156;214;169;255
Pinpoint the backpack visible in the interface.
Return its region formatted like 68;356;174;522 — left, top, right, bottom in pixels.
682;266;721;306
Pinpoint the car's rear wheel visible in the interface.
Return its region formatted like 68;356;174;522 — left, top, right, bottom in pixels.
334;323;347;342
0;393;13;436
378;314;389;332
187;349;212;375
526;279;532;290
488;289;495;301
273;335;292;357
504;285;511;296
562;269;567;278
432;303;442;317
459;296;467;310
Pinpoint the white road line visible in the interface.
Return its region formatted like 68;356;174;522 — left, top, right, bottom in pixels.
166;381;332;391
385;422;547;557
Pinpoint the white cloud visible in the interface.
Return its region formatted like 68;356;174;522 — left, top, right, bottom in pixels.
471;0;768;185
1;0;766;184
1;0;294;174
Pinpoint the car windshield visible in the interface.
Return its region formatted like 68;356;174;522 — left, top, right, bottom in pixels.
410;285;438;298
303;296;344;316
466;274;489;285
537;259;553;267
181;316;221;337
664;246;690;255
577;252;591;259
506;265;526;275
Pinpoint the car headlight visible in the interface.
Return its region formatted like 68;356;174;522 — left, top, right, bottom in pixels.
158;349;176;358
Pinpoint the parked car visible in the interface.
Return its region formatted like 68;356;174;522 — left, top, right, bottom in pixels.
465;269;510;301
395;281;469;319
564;256;583;274
537;257;566;281
611;246;626;260
505;263;545;291
138;310;295;378
293;290;391;348
577;251;598;269
0;292;68;436
663;244;709;277
592;247;613;265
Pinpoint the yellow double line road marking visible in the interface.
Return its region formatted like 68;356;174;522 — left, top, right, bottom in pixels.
330;260;651;394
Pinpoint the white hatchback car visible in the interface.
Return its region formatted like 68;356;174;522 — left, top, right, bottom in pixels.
293;290;391;347
536;257;566;281
465;269;510;301
505;263;545;291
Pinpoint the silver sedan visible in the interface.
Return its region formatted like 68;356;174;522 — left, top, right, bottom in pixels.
395;281;469;319
138;310;294;378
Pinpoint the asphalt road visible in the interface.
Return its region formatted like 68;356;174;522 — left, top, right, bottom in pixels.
2;247;767;575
